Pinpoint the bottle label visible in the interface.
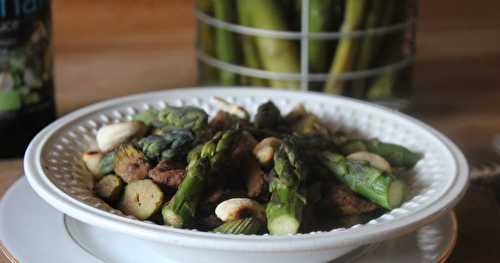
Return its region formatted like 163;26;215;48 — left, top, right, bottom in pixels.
0;0;53;113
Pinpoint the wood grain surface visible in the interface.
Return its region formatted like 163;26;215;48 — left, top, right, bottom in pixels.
1;0;500;262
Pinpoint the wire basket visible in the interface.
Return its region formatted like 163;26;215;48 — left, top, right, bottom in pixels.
196;0;417;110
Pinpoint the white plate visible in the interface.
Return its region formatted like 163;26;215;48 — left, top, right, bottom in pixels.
1;178;457;263
23;88;469;262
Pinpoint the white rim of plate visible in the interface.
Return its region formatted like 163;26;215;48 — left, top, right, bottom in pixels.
24;87;470;252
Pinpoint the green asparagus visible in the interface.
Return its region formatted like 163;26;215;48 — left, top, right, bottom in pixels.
351;1;387;97
266;137;308;235
213;217;262;234
201;129;241;170
254;101;283;129
162;158;209;228
321;152;406;209
213;0;240;85
133;106;208;135
324;0;367;94
162;130;241;228
237;0;300;89
367;0;409;99
198;0;219;85
240;35;268;87
309;0;342;74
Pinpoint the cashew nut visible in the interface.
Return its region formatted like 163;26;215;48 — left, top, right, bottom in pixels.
82;151;104;178
253;137;282;166
215;198;265;222
212;96;250;120
96;121;146;152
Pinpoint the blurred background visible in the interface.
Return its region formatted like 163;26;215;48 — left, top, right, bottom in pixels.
53;0;500;164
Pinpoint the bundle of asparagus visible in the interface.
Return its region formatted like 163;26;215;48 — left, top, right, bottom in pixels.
197;0;415;102
81;98;422;235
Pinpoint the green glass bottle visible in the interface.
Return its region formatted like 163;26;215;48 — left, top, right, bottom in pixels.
0;0;56;158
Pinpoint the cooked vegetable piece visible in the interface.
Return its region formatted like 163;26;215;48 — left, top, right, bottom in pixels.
114;144;151;183
254;101;282;129
197;215;223;231
162;158;208;228
148;160;186;188
342;139;422;168
253;137;282;166
266;137;308;235
132;109;158;126
187;144;203;163
96;121;147;152
119;179;164;220
320;152;406;209
95;174;124;203
82;151;103;178
100;151;115;176
158;105;208;133
138;128;196;161
137;134;170;160
163;130;241;228
133;106;208;135
213;217;262;235
201;130;241;171
215;198;266;222
159;128;197;160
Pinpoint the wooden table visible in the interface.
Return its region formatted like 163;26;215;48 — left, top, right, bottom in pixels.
1;0;500;262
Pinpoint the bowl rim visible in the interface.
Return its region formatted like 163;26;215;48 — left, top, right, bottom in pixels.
24;87;469;252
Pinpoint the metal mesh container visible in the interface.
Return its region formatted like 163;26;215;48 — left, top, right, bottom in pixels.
196;0;417;109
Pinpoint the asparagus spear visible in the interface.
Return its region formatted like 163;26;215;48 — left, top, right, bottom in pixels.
351;1;387;98
237;0;300;89
309;0;342;74
162;158;209;228
197;0;219;84
240;36;268;87
138;128;196;162
213;217;262;234
254;101;283;130
237;5;268;87
324;0;367;94
133;106;208;135
213;0;240;85
367;0;410;99
162;130;241;228
266;137;308;235
342;139;422;168
320;152;406;209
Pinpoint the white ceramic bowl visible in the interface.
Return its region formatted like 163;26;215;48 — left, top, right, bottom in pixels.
25;88;469;263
